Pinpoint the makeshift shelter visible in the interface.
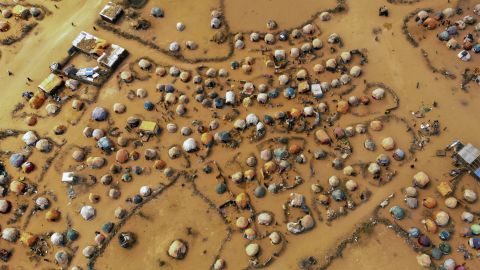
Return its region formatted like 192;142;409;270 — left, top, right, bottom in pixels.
139;121;159;135
61;172;76;183
211;17;221;29
319;11;331;21
438;31;450;41
22;131;38;146
65;79;80;90
473;44;480;53
12;5;29;19
452;141;480;180
446;38;458;49
443;7;455;18
463;41;473;50
120;71;133;82
378;6;388;17
30;7;42;18
99;2;123;23
151;7;164;18
182;138;198;152
50;62;62;72
71;32;127;73
417;10;429;20
72;31;108;56
76;67;100;82
97;44;127;68
457;50;471;61
38;74;63;94
91;107;108;121
62;65;76;77
423;18;438;30
325;59;337;71
29;91;46;109
80;205;95;220
350;66;362;77
225;91;235;104
9;153;25;168
2;228;19;242
432;12;444;21
97;136;114;153
446;25;457;35
138;59;151;70
0;21;10;32
457;143;480;164
2;9;12;18
311;84;323;98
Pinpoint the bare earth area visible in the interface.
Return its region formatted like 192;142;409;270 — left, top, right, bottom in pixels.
0;0;479;270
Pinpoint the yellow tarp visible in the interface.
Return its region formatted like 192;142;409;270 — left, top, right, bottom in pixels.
139;121;158;133
38;73;63;93
12;5;28;17
73;32;108;55
436;182;453;197
92;39;108;55
20;232;38;247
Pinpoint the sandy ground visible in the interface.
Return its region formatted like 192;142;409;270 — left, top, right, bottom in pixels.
0;0;479;269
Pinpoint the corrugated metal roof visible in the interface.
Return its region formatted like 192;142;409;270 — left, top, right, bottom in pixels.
97;44;126;68
99;2;123;21
458;143;480;164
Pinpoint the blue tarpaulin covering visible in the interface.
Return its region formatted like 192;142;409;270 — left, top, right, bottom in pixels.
474;167;480;179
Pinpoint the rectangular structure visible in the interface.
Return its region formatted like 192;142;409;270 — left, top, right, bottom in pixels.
99;2;123;23
139;121;159;134
97;44;128;68
458;143;480;164
72;31;108;55
38;73;63;94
